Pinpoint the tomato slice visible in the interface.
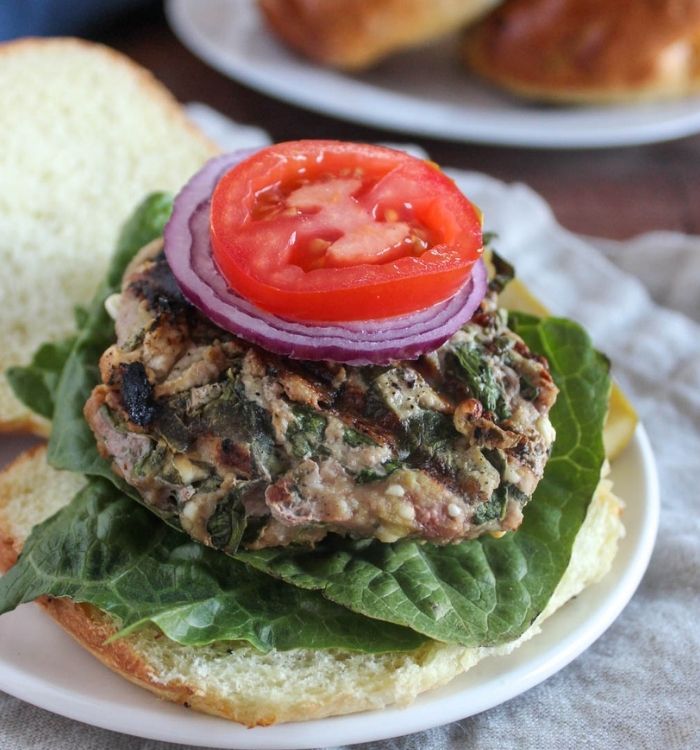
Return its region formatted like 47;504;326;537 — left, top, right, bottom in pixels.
210;140;482;322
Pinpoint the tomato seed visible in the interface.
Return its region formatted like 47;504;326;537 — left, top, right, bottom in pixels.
308;238;331;255
411;236;429;255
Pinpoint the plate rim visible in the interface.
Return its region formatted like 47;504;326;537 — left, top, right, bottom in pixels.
166;0;700;149
0;424;660;749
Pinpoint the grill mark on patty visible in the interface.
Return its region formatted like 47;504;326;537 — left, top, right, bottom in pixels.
128;252;190;316
86;243;559;552
120;362;156;426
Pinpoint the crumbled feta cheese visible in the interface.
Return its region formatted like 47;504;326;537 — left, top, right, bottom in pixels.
181;500;200;523
104;293;121;320
386;484;405;497
447;503;463;518
398;503;415;522
173;455;207;485
503;463;521;485
536;415;556;444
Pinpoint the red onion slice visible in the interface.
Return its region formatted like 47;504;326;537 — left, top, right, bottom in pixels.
164;152;488;365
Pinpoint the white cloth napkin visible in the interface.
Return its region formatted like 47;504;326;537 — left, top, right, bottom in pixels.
1;106;698;750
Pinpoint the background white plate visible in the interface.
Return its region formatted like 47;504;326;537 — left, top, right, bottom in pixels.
0;425;659;749
167;0;700;149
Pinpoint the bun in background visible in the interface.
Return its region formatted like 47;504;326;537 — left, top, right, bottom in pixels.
259;0;503;69
462;0;700;103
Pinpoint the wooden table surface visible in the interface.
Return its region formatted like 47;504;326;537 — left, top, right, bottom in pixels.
93;5;700;241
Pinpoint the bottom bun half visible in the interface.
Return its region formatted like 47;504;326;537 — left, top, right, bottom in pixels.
0;446;623;726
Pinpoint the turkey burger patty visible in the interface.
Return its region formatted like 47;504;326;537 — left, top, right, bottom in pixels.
85;240;558;553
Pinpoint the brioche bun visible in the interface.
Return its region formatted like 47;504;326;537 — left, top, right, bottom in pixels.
462;0;700;104
259;0;503;70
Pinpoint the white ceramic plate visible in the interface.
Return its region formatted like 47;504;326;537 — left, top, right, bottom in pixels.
167;0;700;149
0;425;659;749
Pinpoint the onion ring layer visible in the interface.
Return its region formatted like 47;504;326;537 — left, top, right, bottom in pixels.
164;152;487;365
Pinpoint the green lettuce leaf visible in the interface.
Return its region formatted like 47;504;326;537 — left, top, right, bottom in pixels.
236;315;611;647
6;194;173;426
5;337;75;419
47;193;173;481
13;274;611;648
2;308;610;650
0;477;424;653
5;191;611;650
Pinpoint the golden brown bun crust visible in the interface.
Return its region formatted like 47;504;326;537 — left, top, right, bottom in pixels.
463;0;700;103
0;417;50;438
39;599;198;706
259;0;502;69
